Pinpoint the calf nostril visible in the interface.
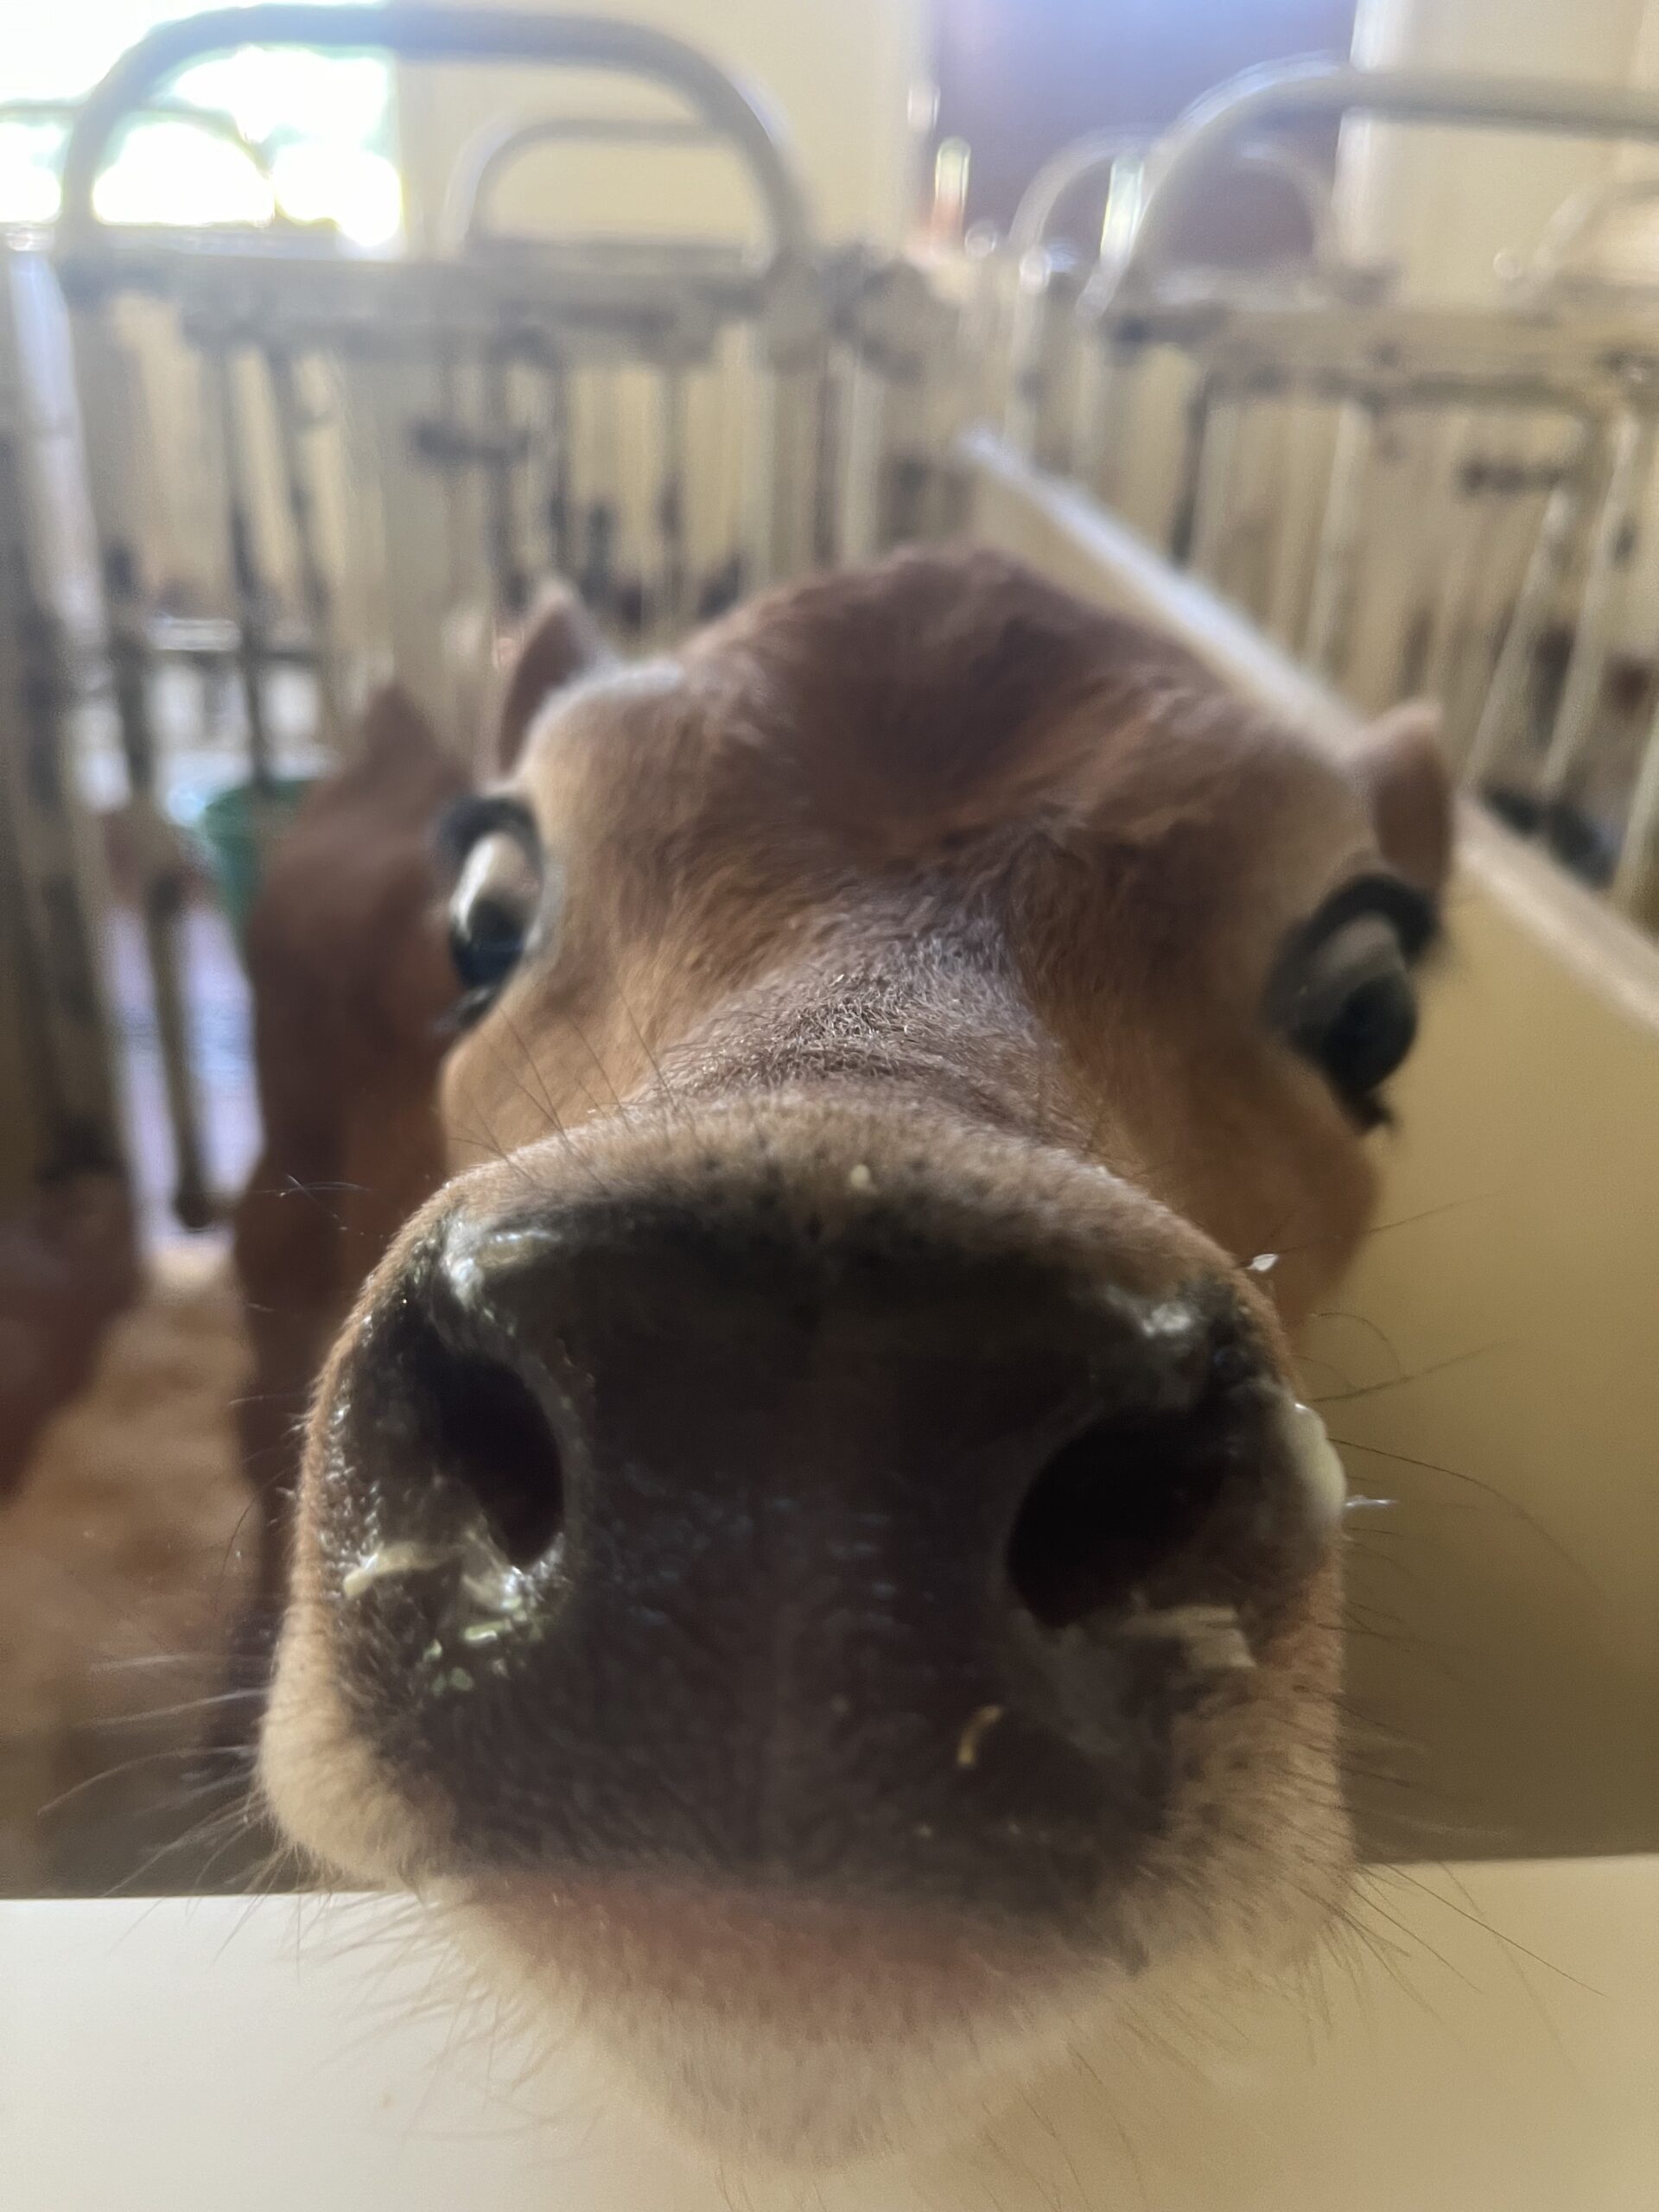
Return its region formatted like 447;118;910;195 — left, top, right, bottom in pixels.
421;1335;566;1568
1007;1406;1236;1630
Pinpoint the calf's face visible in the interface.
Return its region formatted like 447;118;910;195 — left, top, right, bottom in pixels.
261;550;1449;2165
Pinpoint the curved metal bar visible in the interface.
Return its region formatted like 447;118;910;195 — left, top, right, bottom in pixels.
1015;123;1334;285
57;5;813;261
1510;173;1659;302
0;98;276;188
1009;130;1144;263
1102;59;1659;308
442;111;719;252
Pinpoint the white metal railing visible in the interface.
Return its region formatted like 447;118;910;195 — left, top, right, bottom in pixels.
18;8;829;1224
14;29;1659;1233
994;61;1659;931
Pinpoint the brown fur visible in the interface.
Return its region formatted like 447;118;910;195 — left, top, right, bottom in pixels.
0;1174;137;1503
232;686;465;1630
490;580;612;774
260;546;1451;2167
443;582;613;784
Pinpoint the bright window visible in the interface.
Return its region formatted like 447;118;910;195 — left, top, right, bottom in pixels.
0;1;400;245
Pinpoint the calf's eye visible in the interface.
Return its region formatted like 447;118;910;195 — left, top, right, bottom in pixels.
1287;913;1418;1109
438;797;547;1021
1268;875;1436;1124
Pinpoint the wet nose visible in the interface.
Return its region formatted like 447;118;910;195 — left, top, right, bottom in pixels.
325;1176;1334;1910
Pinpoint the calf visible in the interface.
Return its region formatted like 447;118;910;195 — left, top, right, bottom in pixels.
259;547;1449;2167
232;586;604;1652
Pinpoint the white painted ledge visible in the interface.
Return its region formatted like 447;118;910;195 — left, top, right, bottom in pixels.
2;1859;1655;2211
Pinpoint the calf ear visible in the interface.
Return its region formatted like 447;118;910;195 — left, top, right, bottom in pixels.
354;683;459;813
493;581;610;774
1353;700;1452;893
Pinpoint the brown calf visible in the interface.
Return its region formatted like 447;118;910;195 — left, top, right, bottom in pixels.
257;547;1449;2167
232;586;605;1647
231;686;464;1651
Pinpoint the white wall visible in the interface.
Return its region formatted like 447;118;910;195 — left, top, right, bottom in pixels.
394;0;927;251
1324;0;1659;702
1339;0;1653;300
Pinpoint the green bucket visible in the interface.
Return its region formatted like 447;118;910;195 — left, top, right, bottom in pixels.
194;775;315;952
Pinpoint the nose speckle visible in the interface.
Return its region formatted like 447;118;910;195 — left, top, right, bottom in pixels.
1142;1296;1205;1353
322;1160;1319;1911
1121;1602;1255;1674
340;1527;543;1623
1133;1294;1218;1408
340;1540;453;1599
955;1703;1005;1770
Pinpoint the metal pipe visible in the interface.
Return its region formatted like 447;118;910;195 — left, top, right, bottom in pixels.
1612;688;1659;918
57;7;813;264
1099;60;1659;310
1418;422;1539;744
1096;149;1147;275
431;343;476;634
1166;370;1219;569
1262;401;1325;653
1185;386;1242;587
264;345;346;753
443;111;716;252
543;357;575;578
1014;130;1334;277
1071;333;1136;507
1459;464;1569;758
750;257;830;583
1508;173;1659;305
480;349;529;620
0;315;126;1185
1301;399;1376;676
577;371;620;619
0;97;276;194
1008;130;1144;264
1463;420;1598;791
62;306;213;1224
1540;406;1657;803
656;359;690;631
207;343;276;787
1417;426;1495;710
836;354;886;566
1066;138;1153;494
1005;253;1083;463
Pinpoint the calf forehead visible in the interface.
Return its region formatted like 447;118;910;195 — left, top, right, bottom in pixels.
522;550;1368;915
683;548;1170;809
